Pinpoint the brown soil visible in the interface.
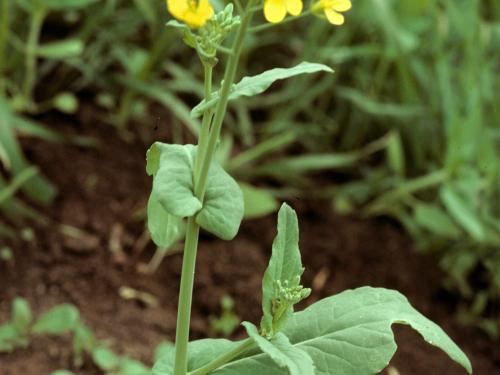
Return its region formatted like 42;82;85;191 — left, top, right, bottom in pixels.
0;113;498;375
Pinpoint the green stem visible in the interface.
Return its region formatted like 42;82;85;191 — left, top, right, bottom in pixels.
172;2;256;374
173;217;201;375
188;338;255;375
23;7;45;109
172;63;213;375
194;64;214;183
195;0;256;202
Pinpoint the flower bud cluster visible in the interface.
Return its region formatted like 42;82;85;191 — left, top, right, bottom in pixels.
273;278;311;310
197;4;240;62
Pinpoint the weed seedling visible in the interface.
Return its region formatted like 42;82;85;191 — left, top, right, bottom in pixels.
0;299;153;374
209;295;241;337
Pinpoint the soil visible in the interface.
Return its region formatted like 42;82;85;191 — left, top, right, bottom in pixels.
0;111;498;375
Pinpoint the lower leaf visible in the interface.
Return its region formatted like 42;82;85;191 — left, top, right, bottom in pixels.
281;287;472;375
152;287;472;375
147;191;185;248
243;322;314;375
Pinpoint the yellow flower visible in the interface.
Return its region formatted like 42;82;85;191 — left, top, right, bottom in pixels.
312;0;351;25
167;0;214;28
264;0;303;24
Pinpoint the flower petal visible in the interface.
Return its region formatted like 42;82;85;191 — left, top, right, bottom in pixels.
332;0;351;12
184;13;203;28
286;0;303;17
264;0;287;23
167;0;189;20
324;8;344;25
197;0;214;18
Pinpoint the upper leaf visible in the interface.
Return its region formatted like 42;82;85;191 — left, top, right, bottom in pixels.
261;203;309;335
191;62;334;117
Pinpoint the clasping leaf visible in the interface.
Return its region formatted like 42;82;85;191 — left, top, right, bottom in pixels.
146;142;244;241
147;191;185;249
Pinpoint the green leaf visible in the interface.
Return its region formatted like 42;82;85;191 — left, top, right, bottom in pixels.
92;347;121;371
261;203;309;335
51;371;76;375
195;160;244;241
146;143;161;176
243;322;314;375
151;143;202;218
336;87;422;118
154;288;471;375
386;130;405;176
154;341;175;362
120;358;151;375
32;304;79;334
240;182;278;219
440;185;485;241
413;203;461;238
281;287;472;374
148;142;244;240
0;324;20;352
251;153;360;178
152;338;237;375
147;191;185;248
192;62;334;117
0;167;40;206
37;39;84;58
0;98;57;206
0;139;10;169
73;323;96;367
39;0;98;10
12;298;32;333
11;114;66;142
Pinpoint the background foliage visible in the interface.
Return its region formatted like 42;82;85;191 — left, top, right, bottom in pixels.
0;0;498;337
